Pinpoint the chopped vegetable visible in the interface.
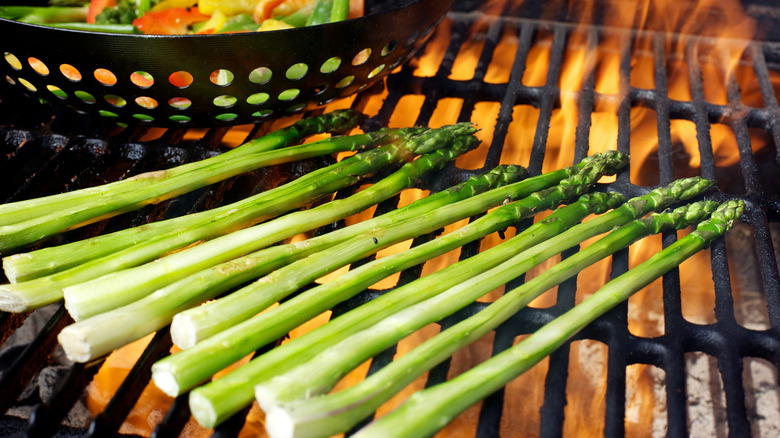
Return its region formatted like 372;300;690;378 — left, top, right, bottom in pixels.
4;0;363;34
87;0;115;23
56;130;487;363
132;6;210;34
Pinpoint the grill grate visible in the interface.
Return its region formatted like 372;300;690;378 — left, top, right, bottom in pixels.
2;2;780;437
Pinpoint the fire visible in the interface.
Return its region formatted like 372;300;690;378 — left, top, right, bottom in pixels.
83;0;777;435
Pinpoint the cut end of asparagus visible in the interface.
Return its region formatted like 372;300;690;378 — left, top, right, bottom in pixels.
57;325;96;363
2;252;32;283
170;313;198;349
62;289;89;322
265;405;296;438
255;384;282;413
151;362;182;397
0;286;32;313
189;390;220;429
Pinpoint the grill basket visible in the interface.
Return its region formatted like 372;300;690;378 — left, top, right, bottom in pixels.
0;0;451;127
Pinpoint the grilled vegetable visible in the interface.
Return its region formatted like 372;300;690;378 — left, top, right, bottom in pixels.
159;152;629;428
0;5;89;23
55;123;478;321
350;200;743;438
258;198;719;437
170;151;625;350
57;161;520;364
182;175;712;429
3;0;362;33
0;109;365;255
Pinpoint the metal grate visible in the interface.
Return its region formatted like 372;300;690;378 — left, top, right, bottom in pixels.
1;2;780;437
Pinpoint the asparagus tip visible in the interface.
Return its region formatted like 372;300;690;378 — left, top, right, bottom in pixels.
170;313;198;349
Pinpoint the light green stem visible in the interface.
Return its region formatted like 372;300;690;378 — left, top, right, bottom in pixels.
53;165;527;363
352;200;743;438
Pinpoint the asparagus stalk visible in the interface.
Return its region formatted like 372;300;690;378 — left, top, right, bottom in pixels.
53;165;527;363
3;125;414;284
183;176;711;429
154;192;619;399
0;110;365;254
0;126;426;313
58;124;479;321
125;157;612;391
350;200;743;438
169;151;625;349
170;154;628;428
261;199;722;437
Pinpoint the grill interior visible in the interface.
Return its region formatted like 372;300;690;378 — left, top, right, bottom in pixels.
2;0;780;436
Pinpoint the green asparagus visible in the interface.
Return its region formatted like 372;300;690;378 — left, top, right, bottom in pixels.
259;199;721;437
2;125;416;284
0;109;365;254
350;200;743;438
54;164;528;363
169;151;625;349
168;153;630;428
183;176;711;429
0;126;430;313
58;124;479;320
153;192;621;403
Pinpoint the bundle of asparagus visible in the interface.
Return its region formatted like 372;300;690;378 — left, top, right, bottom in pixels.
0;118;471;313
149;151;628;426
0;109;742;437
0;109;366;254
55;126;489;361
349;200;744;438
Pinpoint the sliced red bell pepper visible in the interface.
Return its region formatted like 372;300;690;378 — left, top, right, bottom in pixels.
87;0;117;24
132;7;210;35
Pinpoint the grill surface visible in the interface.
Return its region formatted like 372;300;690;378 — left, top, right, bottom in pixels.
2;1;780;437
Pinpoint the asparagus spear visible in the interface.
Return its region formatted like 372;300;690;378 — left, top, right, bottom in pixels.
58;124;479;320
3;125;414;284
153;192;619;396
0;110;366;253
183;176;711;429
167;154;626;427
60;154;620;369
349;200;743;438
259;199;722;437
0;126;427;313
53;165;527;363
169;151;625;349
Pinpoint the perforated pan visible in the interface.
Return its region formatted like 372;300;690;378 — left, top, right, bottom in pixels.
0;0;452;126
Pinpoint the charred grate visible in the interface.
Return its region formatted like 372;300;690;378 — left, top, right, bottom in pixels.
1;3;780;437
